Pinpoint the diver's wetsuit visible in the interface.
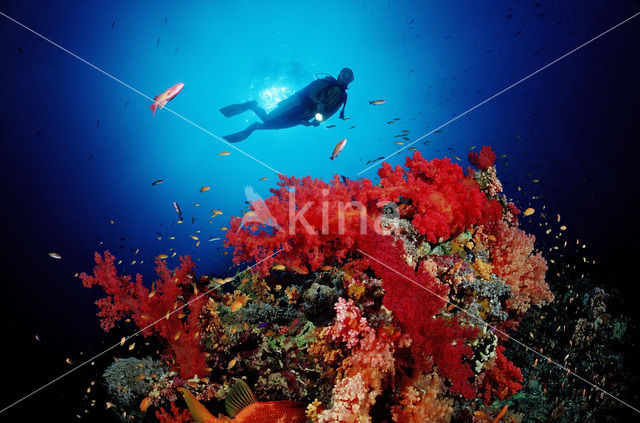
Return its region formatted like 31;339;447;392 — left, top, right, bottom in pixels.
220;75;349;143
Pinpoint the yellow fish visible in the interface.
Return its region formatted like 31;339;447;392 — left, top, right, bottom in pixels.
230;297;249;312
523;207;535;216
200;186;211;193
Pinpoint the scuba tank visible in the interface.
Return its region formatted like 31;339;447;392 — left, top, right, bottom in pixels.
313;73;342;111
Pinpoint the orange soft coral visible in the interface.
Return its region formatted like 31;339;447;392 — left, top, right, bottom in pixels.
489;221;553;312
391;373;453;423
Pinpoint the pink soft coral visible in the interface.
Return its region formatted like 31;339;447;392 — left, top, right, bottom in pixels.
318;298;395;422
489;221;553;312
325;297;371;349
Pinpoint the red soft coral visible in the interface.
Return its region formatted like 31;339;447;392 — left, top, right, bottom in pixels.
468;145;497;170
377;152;503;243
225;174;380;275
225;152;502;272
478;345;523;404
81;252;208;379
155;403;192;423
358;235;479;399
224;150;528;400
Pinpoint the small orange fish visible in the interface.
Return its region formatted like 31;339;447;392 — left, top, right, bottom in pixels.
330;138;347;161
493;404;508;422
288;263;309;275
150;82;184;116
179;380;307;423
230;297;249;312
139;396;151;412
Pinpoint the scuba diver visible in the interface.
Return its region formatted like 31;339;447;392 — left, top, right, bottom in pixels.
219;68;354;143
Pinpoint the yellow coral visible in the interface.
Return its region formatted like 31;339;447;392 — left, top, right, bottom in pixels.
285;286;299;304
346;282;365;300
306;399;324;422
473;258;493;280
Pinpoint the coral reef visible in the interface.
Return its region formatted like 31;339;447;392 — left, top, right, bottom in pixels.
505;263;639;422
84;147;632;422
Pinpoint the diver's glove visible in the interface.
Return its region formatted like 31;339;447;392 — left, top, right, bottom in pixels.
312;120;321;127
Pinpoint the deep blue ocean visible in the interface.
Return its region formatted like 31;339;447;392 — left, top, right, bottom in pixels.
1;0;639;420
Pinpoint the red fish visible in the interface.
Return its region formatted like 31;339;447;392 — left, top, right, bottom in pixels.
179;380;307;423
329;138;347;160
150;82;184;116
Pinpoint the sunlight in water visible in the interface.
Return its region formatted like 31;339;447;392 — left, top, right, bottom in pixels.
260;86;292;111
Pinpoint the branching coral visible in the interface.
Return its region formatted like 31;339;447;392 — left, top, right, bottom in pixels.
316;298;395;422
103;357;168;406
478;345;523;405
155;403;192;423
489;221;553;312
391;373;453;423
468;145;497;171
377;153;503;243
83;147;556;421
81;252;208;379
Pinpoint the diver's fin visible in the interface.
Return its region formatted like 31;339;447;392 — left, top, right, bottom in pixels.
219;101;256;118
223;124;257;143
178;387;217;423
225;380;257;417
